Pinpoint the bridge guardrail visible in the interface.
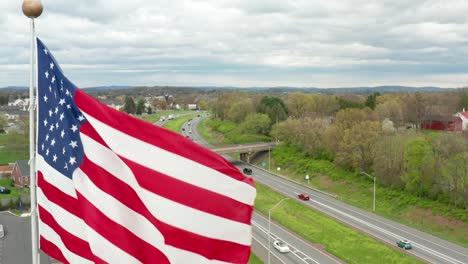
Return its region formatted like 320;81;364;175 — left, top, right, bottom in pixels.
237;159;338;199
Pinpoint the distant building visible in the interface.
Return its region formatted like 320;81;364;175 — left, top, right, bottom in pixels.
454;109;468;131
100;99;123;110
187;104;197;110
8;98;29;108
12;160;30;187
421;110;467;132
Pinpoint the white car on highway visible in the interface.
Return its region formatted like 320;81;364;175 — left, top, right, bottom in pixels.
273;240;290;253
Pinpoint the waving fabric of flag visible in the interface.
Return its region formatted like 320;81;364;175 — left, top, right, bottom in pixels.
36;38;256;264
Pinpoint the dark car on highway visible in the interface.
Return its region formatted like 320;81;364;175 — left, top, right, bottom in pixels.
396;239;412;250
243;168;252;175
298;193;310;201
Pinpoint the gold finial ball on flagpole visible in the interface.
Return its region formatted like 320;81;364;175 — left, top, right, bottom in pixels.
22;0;43;18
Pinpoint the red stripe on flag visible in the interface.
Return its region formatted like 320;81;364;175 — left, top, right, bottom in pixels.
38;206;97;262
75;89;254;187
80;155;252;263
75;192;171;264
121;155;253;224
40;236;70;264
80;121;109;148
37;172;80;216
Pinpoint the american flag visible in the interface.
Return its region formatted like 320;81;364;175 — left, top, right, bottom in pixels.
36;38;256;263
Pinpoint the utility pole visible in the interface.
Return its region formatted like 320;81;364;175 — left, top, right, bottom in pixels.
268;197;289;264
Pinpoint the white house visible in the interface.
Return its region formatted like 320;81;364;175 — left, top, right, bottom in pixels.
8;98;29;108
454;109;468;131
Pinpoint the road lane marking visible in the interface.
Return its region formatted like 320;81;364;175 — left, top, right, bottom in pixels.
252;221;319;264
253;174;467;264
254;168;468;260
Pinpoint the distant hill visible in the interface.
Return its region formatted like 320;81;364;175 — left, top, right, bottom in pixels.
82;85;131;91
0;86;28;90
307;85;450;94
0;85;458;94
186;85;454;94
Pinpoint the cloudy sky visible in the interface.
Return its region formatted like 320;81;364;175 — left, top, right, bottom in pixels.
1;0;467;88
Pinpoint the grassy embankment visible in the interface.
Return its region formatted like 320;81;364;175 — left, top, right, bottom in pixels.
200;117;468;247
198;118;271;145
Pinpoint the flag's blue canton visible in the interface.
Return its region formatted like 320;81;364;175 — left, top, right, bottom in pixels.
37;38;86;179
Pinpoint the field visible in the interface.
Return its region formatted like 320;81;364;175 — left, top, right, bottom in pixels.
0;133;29;164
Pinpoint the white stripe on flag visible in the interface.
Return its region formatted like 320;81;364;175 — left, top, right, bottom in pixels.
39;219;93;264
82;112;256;205
36;155;77;198
37;185;139;263
37;188;87;241
80;133;252;246
73;168;232;264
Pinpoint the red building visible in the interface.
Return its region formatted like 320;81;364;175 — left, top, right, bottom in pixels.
421;111;468;132
11;160;30;187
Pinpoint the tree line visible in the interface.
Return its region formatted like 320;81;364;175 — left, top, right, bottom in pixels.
209;89;468;209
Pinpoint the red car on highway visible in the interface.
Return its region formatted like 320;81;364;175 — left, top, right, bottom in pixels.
298;193;310;201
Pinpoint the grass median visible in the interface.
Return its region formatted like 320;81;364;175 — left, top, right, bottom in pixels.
248;253;263;264
255;183;422;264
163;114;198;132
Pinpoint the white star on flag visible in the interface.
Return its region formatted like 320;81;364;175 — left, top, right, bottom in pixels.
69;141;78;149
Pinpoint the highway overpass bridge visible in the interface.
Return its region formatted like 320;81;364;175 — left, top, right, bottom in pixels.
210;142;279;162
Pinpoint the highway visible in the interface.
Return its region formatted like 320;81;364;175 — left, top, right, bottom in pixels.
185;115;468;264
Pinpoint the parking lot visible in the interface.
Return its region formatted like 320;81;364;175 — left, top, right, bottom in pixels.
0;211;53;263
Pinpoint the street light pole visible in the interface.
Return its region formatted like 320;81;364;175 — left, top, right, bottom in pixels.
361;172;375;212
373;175;376;212
268;197;289;264
268;144;271;172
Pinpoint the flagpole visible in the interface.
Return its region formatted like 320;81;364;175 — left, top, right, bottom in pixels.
22;2;43;264
29;19;39;264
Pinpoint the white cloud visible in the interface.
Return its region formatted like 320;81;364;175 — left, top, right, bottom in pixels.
0;0;467;88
